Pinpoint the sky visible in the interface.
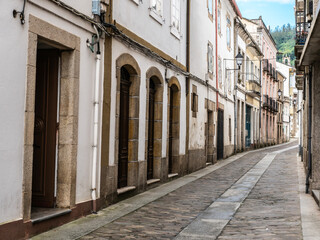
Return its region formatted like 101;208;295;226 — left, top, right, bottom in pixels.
236;0;295;31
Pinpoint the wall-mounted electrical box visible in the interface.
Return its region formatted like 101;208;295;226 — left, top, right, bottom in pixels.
92;0;101;15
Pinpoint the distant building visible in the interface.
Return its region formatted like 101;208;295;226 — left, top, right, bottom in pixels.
242;17;278;146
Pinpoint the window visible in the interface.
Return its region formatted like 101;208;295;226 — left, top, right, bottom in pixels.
218;0;221;33
171;0;180;32
150;0;163;16
208;0;213;16
207;42;213;73
228;71;231;93
191;85;198;118
226;15;231;49
246;57;249;81
229;118;232;142
218;57;222;88
192;92;198;112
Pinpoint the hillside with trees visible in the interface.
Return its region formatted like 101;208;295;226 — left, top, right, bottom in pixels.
271;24;295;65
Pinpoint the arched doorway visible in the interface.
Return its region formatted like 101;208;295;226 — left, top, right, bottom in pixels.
115;54;141;190
118;67;131;188
168;79;180;175
147;79;156;180
145;67;163;181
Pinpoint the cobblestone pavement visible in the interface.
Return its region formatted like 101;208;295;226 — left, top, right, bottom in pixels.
78;141;301;240
217;146;302;240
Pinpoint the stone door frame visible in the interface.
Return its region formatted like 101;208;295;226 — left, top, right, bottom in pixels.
23;15;80;220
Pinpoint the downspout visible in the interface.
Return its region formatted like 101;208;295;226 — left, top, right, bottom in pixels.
234;86;237;153
233;21;238;154
91;25;101;213
186;0;190;172
306;67;312;194
259;59;262;147
215;0;219;111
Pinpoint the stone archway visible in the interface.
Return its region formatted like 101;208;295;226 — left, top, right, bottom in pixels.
145;67;164;181
167;77;181;175
115;54;141;189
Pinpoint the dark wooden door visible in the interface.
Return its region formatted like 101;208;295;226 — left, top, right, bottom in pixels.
32;49;59;208
245;105;251;148
217;109;224;160
118;67;131;189
168;88;174;174
147;81;155;180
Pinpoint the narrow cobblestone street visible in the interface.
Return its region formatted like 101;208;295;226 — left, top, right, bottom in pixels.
33;141;316;240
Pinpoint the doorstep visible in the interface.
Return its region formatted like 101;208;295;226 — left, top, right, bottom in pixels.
117;186;136;195
168;173;178;179
312;189;320;206
147;179;160;185
31;208;72;224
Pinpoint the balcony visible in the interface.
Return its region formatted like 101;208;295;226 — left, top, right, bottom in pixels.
263;95;269;109
268;63;272;76
274;71;278;82
270;99;278;113
263;59;269;72
296;72;304;90
246;74;261;98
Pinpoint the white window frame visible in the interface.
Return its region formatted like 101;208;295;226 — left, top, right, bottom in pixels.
218;8;221;34
171;0;181;39
150;0;164;24
130;0;140;5
226;15;231;50
208;0;213;16
218;57;222;88
208;43;214;73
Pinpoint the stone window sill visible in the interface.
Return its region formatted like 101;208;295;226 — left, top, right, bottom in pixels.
149;9;164;25
170;27;181;40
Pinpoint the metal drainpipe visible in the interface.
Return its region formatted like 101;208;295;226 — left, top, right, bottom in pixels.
215;0;219;111
91;25;101;213
306;67;312;194
234;86;237;153
259;59;262;147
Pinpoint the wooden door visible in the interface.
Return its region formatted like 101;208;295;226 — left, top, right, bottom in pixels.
206;111;214;163
245;105;251;148
168;87;174;174
217;109;224;160
32;49;59;208
147;80;155;180
118;67;131;189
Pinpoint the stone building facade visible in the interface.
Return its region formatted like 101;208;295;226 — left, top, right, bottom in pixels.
295;0;320;203
242;17;278;146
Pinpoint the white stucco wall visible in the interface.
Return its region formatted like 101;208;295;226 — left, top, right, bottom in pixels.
0;0;105;223
113;0;187;66
218;0;237;148
109;40;187;166
277;62;292;98
0;0;27;223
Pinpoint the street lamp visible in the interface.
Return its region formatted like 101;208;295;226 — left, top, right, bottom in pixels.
277;89;282;99
235;52;244;69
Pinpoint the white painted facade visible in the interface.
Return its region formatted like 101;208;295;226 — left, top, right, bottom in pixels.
0;0;104;224
110;0;187;165
189;0;216;153
218;0;239;156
